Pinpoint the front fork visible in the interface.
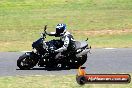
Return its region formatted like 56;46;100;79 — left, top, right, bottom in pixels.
25;52;39;65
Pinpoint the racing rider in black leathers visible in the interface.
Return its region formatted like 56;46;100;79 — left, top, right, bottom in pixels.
46;23;75;58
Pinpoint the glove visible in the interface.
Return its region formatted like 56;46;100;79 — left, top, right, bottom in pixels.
54;50;59;52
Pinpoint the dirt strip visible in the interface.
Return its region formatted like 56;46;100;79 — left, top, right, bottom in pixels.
72;29;132;36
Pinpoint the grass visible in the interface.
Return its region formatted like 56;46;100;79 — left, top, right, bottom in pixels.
0;0;132;51
1;0;132;30
76;32;132;48
1;32;132;51
0;74;131;88
1;30;132;51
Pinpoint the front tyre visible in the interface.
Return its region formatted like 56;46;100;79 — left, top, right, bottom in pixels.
17;54;35;70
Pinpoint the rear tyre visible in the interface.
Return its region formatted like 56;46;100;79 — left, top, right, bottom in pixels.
79;54;87;65
17;54;36;70
70;54;87;69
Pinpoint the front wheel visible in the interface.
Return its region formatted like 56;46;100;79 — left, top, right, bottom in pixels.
17;54;37;70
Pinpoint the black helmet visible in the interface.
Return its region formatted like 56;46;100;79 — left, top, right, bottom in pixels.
56;23;66;35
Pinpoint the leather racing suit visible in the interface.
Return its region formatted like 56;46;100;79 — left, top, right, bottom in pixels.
46;31;75;53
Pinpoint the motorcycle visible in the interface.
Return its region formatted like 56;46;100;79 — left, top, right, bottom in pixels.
17;25;91;70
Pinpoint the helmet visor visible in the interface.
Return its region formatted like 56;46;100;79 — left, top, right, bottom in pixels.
56;28;64;35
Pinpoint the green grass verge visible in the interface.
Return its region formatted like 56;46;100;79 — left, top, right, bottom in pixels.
0;0;132;51
0;0;132;30
0;74;131;88
1;31;132;51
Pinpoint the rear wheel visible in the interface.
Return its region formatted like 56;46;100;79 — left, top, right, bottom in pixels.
79;54;87;65
17;54;37;70
70;54;87;69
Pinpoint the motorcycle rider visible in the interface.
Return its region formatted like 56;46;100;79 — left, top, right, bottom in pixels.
46;23;75;58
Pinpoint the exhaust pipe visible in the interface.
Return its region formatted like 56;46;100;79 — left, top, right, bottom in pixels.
76;49;90;58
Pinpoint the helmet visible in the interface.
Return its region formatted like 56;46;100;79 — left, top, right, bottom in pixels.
56;23;66;35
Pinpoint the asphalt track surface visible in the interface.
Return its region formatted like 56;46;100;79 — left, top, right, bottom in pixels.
0;48;132;76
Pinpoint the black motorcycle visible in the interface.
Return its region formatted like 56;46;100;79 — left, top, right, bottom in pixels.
17;25;91;70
